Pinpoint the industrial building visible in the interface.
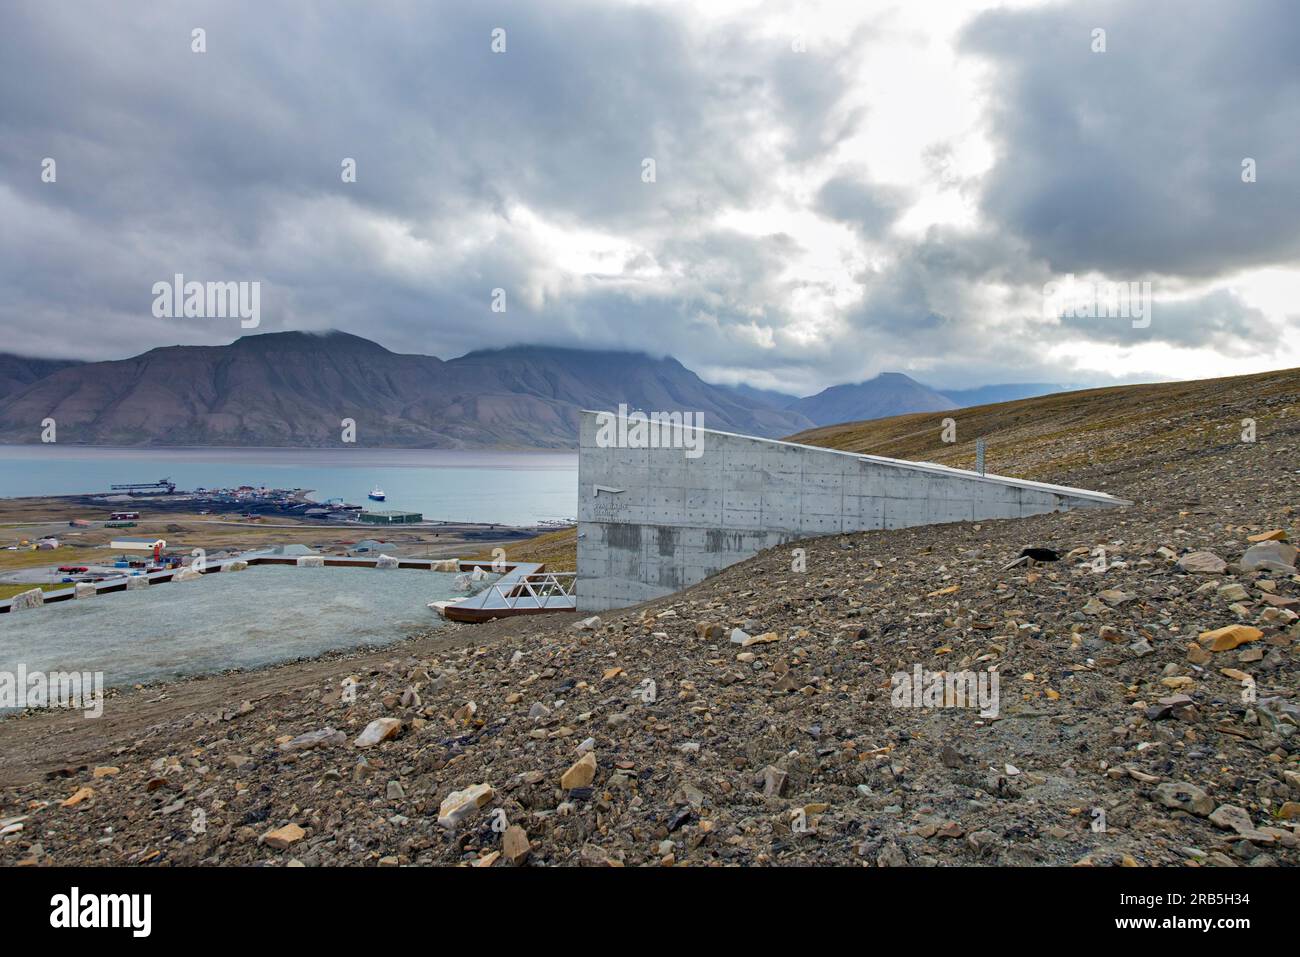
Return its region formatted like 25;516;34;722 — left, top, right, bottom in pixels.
576;411;1129;611
358;510;423;525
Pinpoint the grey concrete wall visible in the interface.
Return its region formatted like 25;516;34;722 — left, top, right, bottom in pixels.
576;411;1128;611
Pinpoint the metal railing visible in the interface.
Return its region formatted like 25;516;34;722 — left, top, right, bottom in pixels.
469;571;577;609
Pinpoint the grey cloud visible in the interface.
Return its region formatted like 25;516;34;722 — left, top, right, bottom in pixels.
1057;287;1284;356
0;0;1292;396
0;0;860;361
963;0;1300;278
816;174;909;238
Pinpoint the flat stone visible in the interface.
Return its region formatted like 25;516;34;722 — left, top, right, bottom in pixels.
502;824;531;866
60;787;94;808
262;823;306;849
1208;804;1255;834
1178;551;1226;574
1099;589;1136;606
1152;781;1214;817
437;783;494;830
354;717;402;748
280;727;347;752
1241;541;1297;573
561;752;597;790
1129;638;1154;657
1199;625;1263;652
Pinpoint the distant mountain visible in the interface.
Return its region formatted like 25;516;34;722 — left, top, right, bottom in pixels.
0;332;813;448
939;382;1076;407
787;372;957;427
720;383;800;410
722;377;1080;422
0;353;82;400
448;346;813;440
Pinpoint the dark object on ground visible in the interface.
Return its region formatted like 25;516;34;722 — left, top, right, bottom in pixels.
1019;547;1061;562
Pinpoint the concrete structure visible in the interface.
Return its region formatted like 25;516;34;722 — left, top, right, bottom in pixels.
576;411;1129;611
110;536;166;550
359;509;423;525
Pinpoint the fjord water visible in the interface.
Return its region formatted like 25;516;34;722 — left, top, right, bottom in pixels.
0;445;578;526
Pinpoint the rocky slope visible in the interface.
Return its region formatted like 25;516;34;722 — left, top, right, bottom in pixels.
791;366;1300;481
0;375;1296;867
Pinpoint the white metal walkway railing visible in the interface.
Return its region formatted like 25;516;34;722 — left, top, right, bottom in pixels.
430;561;578;620
464;571;576;610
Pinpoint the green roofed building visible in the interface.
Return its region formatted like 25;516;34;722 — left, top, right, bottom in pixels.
359;510;423;525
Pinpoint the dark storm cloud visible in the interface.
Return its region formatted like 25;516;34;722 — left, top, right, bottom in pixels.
0;0;861;361
962;0;1300;278
0;0;1293;393
1057;288;1285;356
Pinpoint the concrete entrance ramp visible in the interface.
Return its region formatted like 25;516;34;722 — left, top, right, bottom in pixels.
577;410;1129;611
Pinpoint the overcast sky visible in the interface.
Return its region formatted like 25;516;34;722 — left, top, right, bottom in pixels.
2;0;1298;394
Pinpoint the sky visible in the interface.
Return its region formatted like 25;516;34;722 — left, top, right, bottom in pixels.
2;0;1298;396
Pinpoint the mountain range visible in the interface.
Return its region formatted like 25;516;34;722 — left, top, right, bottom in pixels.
0;354;83;401
786;373;958;424
0;333;812;448
718;378;1073;421
0;331;1082;448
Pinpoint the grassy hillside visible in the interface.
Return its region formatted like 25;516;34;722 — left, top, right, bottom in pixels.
788;367;1300;488
472;525;577;572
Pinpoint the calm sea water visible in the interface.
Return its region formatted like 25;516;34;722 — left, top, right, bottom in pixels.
0;445;577;526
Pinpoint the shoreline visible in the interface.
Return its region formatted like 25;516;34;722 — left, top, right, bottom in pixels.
0;442;579;469
0;490;560;532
